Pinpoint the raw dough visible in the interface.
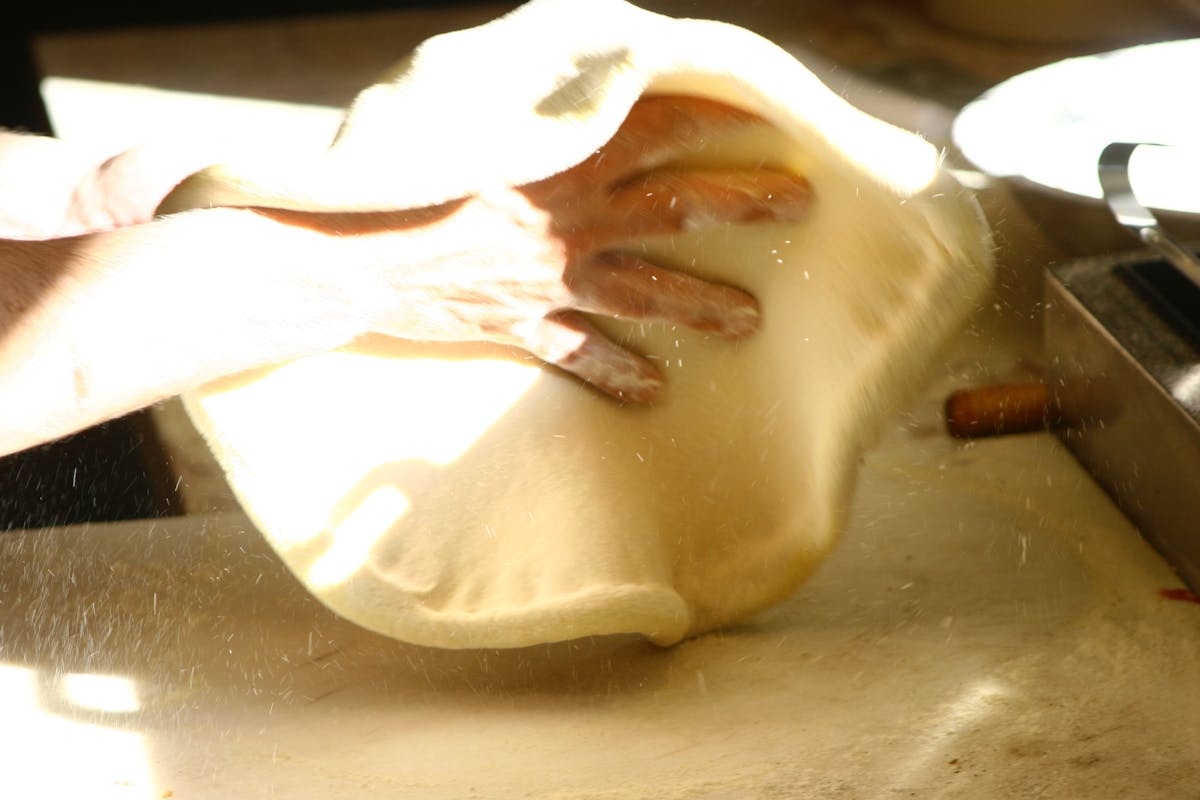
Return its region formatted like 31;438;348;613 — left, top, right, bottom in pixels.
162;0;992;648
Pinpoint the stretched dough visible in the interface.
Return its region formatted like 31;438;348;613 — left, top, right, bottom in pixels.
163;0;992;648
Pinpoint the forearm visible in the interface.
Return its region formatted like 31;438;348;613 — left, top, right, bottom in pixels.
0;208;368;456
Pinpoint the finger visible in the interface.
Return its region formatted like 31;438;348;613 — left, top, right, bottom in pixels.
520;311;664;403
547;95;769;191
566;253;759;339
579;167;812;249
592;95;765;177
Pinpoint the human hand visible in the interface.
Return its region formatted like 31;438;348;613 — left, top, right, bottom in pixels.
0;132;169;238
64;142;232;235
267;95;813;402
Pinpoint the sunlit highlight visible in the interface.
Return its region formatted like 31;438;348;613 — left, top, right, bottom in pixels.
60;671;141;714
308;485;412;588
886;678;1011;792
1170;363;1200;408
39;76;342;156
360;358;544;466
200;351;542;560
0;664;154;798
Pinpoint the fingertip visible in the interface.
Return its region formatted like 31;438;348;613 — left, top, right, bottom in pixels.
721;297;761;339
781;177;815;220
608;365;665;405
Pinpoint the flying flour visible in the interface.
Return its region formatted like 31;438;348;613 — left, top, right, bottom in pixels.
160;0;992;648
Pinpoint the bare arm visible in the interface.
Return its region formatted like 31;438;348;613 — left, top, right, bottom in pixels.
0;209;360;454
0;96;812;457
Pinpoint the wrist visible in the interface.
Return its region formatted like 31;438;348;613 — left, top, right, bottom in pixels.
240;208;384;346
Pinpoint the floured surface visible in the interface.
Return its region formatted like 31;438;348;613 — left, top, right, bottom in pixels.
162;0;992;648
3;318;1198;798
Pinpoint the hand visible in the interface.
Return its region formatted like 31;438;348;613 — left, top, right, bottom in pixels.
64;142;234;235
0;131;225;238
267;95;814;402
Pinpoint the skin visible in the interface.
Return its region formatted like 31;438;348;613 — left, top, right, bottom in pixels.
0;95;812;457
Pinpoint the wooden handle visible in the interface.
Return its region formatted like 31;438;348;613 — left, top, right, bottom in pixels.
944;381;1049;439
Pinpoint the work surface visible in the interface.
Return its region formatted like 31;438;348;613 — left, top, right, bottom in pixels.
7;2;1200;797
4;388;1198;798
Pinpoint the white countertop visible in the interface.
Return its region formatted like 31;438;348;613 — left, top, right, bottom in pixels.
9;3;1199;797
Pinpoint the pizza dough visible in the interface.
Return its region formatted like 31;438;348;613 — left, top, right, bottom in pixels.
161;0;992;648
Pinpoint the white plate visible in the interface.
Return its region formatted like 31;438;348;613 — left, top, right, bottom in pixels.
953;38;1200;215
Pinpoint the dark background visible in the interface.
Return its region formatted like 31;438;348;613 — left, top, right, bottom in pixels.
0;1;478;529
2;1;491;133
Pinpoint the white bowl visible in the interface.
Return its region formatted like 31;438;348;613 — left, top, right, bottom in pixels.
952;38;1200;254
